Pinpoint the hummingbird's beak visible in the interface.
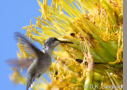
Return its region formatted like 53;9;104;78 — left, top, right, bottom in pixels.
59;41;73;44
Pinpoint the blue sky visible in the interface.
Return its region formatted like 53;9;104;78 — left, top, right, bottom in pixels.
0;0;51;90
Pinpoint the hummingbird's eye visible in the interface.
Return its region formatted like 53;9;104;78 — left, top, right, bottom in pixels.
54;38;58;41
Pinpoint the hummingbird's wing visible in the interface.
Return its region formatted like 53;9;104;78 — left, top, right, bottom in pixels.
6;32;44;68
6;57;35;68
14;32;44;58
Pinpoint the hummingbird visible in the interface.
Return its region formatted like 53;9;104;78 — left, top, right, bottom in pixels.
6;32;73;90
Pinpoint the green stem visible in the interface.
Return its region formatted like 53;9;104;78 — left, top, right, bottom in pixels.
84;54;94;90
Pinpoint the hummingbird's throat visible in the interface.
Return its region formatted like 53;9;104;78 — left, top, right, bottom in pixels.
43;46;54;56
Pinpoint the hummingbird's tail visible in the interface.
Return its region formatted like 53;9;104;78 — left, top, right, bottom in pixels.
26;73;35;90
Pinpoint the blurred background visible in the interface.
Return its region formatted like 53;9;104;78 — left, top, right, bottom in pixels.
0;1;51;90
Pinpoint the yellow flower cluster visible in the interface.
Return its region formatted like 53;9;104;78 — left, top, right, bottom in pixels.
10;0;123;90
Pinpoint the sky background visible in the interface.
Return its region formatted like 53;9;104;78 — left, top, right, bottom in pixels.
0;0;52;90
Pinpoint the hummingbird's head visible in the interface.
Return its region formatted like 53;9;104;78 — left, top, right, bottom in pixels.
44;37;73;48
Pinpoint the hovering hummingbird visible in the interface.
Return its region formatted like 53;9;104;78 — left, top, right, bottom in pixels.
6;32;73;90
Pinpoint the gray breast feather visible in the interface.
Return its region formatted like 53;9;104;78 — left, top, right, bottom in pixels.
35;53;52;77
